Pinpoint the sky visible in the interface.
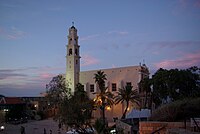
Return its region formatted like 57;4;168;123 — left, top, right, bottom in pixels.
0;0;200;97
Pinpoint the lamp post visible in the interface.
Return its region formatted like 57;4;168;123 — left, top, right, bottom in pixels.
3;109;9;123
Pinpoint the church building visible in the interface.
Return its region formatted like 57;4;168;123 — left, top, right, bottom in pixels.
65;25;149;122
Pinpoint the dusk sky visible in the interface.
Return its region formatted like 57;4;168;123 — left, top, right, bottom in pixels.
0;0;200;97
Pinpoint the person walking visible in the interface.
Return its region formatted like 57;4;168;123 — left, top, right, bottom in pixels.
43;128;46;134
20;126;25;134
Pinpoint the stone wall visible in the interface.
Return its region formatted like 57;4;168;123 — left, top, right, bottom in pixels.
139;121;190;134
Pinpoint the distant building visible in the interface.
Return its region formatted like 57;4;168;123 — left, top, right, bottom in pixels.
0;97;26;122
21;97;46;111
65;25;149;122
0;97;25;111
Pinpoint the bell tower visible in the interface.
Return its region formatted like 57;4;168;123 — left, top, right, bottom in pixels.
66;23;80;94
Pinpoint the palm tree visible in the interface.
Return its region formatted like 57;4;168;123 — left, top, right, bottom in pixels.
94;70;113;130
139;78;151;109
115;85;140;119
94;70;107;92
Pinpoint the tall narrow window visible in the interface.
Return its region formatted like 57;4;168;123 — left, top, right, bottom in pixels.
112;83;117;91
69;48;72;55
90;84;94;92
69;38;72;44
126;82;132;87
74;39;77;45
75;49;78;55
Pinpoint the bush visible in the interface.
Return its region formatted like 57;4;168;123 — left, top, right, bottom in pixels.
150;97;200;121
37;111;45;119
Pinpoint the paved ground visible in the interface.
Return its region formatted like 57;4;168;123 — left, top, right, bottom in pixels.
1;118;66;134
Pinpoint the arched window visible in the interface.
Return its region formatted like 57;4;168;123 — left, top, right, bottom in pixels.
69;48;72;55
75;49;78;55
69;38;72;44
73;39;76;45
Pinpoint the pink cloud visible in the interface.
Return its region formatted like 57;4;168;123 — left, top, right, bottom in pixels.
178;0;200;8
81;54;99;66
179;0;187;8
194;1;200;8
108;31;129;35
39;73;55;79
79;34;99;41
0;26;27;40
154;51;200;69
152;41;200;49
172;0;200;16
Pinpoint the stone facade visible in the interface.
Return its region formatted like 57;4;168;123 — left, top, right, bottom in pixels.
80;65;149;121
66;25;80;94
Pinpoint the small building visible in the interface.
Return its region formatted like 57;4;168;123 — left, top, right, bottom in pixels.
0;97;25;111
0;97;26;122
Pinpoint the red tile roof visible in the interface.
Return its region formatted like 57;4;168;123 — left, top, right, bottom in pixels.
0;97;25;104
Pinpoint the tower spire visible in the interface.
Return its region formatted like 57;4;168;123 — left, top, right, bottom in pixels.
72;21;74;27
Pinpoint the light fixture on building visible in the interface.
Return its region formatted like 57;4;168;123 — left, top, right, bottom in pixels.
106;106;111;111
34;104;37;108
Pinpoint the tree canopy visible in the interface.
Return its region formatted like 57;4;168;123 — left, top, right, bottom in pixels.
140;66;200;107
45;74;71;118
60;83;94;133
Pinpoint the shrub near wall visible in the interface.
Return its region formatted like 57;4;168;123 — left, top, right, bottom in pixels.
150;98;200;122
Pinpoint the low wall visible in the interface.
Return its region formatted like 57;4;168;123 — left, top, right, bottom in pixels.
116;120;132;134
139;121;190;134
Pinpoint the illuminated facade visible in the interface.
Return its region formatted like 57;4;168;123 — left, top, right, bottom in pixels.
66;25;149;121
66;25;80;93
